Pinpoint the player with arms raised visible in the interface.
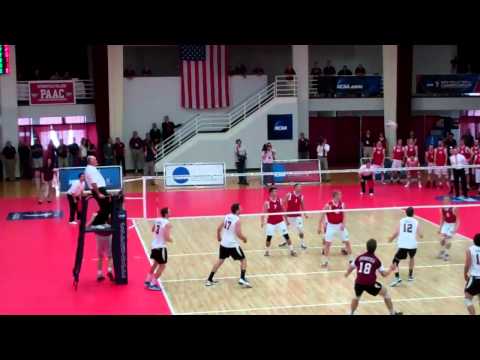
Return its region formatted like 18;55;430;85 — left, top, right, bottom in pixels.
345;239;402;315
388;207;423;287
464;233;480;315
279;184;308;250
318;190;352;268
262;187;297;257
205;203;251;288
438;196;459;261
144;207;173;292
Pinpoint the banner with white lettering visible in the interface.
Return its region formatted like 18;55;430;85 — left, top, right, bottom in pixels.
29;81;76;105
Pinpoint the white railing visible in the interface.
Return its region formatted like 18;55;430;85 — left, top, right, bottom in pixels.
17;80;95;101
155;75;297;161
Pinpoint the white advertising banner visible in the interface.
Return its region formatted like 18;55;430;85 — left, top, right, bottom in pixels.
164;163;225;187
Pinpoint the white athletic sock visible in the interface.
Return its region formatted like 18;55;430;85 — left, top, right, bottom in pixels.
288;244;294;251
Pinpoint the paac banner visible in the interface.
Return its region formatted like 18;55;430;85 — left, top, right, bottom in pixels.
416;75;480;95
29;81;76;105
335;76;383;97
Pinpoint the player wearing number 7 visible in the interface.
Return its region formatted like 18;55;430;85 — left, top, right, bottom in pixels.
388;207;423;287
345;239;402;315
205;203;252;288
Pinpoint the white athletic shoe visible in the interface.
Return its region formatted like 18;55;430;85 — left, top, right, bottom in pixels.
300;243;307;250
205;280;219;287
408;275;415;282
238;278;252;288
404;182;410;188
278;242;287;248
443;253;450;261
390;278;402;287
360;192;364;195
369;193;374;197
437;251;445;259
290;250;298;257
264;250;270;257
69;221;77;225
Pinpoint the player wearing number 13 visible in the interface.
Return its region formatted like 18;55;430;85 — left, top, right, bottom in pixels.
388;207;423;287
205;203;252;288
345;239;402;315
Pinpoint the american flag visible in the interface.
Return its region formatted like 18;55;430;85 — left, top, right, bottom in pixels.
179;45;230;109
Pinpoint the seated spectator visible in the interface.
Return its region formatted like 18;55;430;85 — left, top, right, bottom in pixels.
355;64;366;76
338;65;353;76
323;60;336;76
311;61;322;76
252;67;265;75
284;64;296;80
142;66;153;76
124;65;136;78
50;71;61;80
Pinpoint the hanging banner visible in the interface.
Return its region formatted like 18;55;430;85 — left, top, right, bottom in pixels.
416;74;480;96
29;80;76;105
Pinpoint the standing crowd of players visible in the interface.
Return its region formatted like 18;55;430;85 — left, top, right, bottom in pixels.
361;138;480;195
144;182;480;315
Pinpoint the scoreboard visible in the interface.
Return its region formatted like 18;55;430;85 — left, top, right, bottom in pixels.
0;45;10;75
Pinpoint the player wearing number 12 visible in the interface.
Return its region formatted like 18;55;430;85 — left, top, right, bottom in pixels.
345;239;402;315
388;207;423;287
205;203;252;288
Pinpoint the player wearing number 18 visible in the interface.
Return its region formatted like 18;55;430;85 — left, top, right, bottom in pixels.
388;207;423;287
205;203;252;288
345;239;402;315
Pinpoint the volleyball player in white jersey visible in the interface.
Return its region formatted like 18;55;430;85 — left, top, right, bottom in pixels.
205;203;251;288
464;233;480;315
144;207;172;291
388;207;423;287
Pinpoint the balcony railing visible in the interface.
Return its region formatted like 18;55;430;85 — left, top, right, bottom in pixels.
17;80;95;102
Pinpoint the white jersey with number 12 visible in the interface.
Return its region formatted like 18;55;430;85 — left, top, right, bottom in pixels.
398;217;418;249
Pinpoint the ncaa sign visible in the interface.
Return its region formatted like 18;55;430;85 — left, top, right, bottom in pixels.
268;114;293;140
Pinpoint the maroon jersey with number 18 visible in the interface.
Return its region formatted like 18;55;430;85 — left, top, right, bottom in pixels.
354;252;383;285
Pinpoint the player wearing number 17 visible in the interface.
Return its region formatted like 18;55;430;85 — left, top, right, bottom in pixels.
345;239;402;315
205;203;252;288
388;207;423;287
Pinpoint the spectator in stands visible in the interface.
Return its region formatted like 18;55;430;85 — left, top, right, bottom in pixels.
311;61;323;97
234;139;248;186
284;65;296;80
39;156;55;204
124;65;136;78
317;137;330;182
378;132;388;151
62;71;71;80
311;61;322;76
113;137;126;174
87;140;97;157
129;131;144;174
444;132;457;157
261;143;276;186
56;139;69;168
407;130;417;146
338;65;353;76
323;60;336;98
32;68;42;80
2;141;17;181
142;66;153;76
161;116;180;141
252;67;265;75
462;131;474;148
79;138;88;166
144;134;156;177
298;133;310;159
18;140;32;179
50;71;61;80
31;139;44;194
150;123;162;145
68;138;80;166
362;130;374;158
47;140;57;167
103;137;114;166
355;64;366;76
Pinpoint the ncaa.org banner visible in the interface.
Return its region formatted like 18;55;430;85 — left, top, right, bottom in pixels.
335;76;383;97
416;74;480;96
164;163;225;187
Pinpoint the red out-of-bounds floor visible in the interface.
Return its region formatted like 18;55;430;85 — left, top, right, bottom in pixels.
1;182;478;314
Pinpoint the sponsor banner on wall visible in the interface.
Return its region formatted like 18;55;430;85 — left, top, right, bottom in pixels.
29;80;76;105
416;74;480;95
267;114;293;140
164;163;225;187
57;166;123;193
335;76;383;97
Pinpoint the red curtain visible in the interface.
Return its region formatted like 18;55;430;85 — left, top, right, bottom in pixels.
309;116;360;167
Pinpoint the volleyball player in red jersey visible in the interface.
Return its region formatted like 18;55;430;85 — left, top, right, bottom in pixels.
404;138;418;159
345;239;402;315
318;191;352;268
425;145;436;188
372;141;386;184
434;140;449;189
472;139;480;158
404;156;422;188
261;187;297;257
474;146;480;195
391;139;405;184
279;184;308;250
359;159;375;196
437;196;459;261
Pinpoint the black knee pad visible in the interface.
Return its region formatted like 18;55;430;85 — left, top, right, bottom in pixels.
283;234;290;240
266;236;272;243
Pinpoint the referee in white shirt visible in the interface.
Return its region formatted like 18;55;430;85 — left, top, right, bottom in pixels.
66;173;86;224
317;137;330;182
449;147;468;198
85;155;111;225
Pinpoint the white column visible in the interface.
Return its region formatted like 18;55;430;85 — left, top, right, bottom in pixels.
292;45;309;137
0;45;19;176
382;45;398;151
107;45;124;140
